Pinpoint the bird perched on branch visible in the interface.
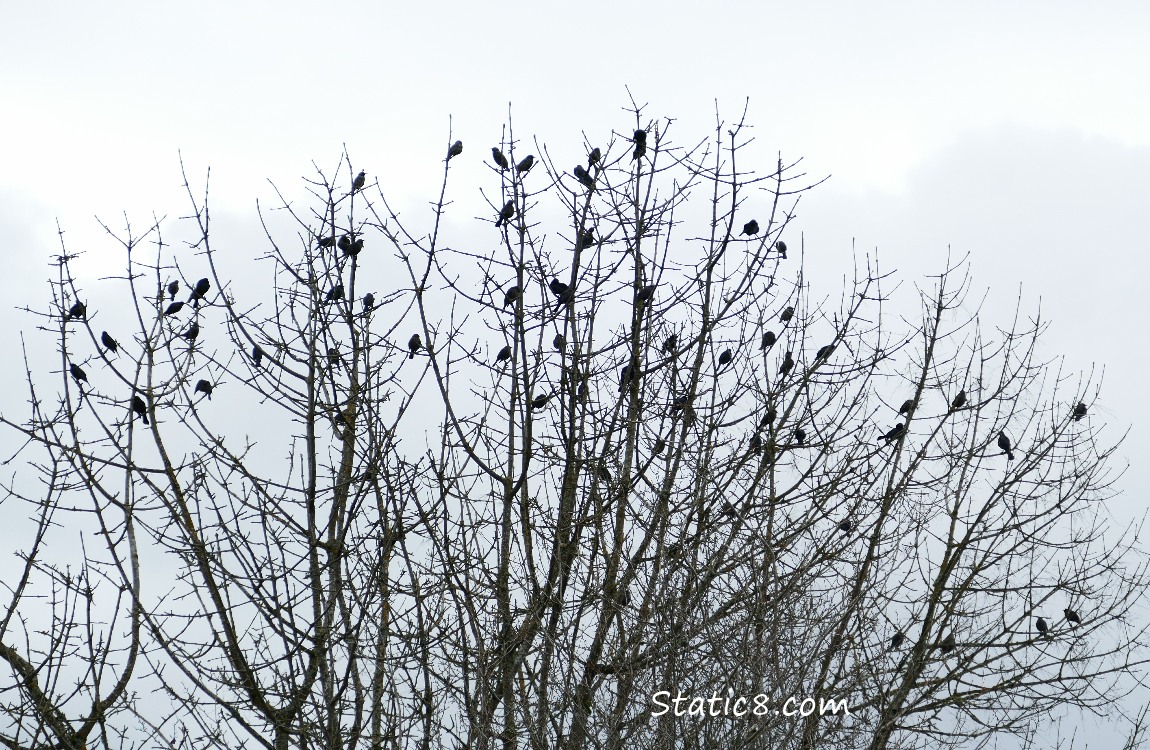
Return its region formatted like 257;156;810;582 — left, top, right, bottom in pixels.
447;140;463;160
352;170;366;192
317;235;337;249
69;363;87;385
67;300;86;320
167;280;180;298
838;519;852;534
761;331;776;351
573;164;595;190
779;350;794;376
749;433;763;455
531;393;550;410
516;155;534;174
635;284;657;306
408;334;422;359
325;284;344;303
889;632;905;651
950;390;967;410
164;301;184;316
718;349;733;368
492;147;509;170
588;147;601;167
742;220;759;236
938;634;956;654
815;344;835;361
632;129;647;161
346;237;363;256
363;293;374;312
997;431;1015;461
662;335;678;354
775;240;788;259
619;363;636;392
880;423;905;443
1072;402;1087;421
131;395;149;425
549;278;569;298
780;306;794;323
579;228;595;248
760;408;777;428
252;345;264;369
101;331;118;353
671;394;690;412
653;438;666;455
183;322;200;343
794;428;806;447
899;399;915;415
194;379;213;399
189;278;211;306
553;334;566;352
1064;608;1082;626
337;235;351;253
1036;617;1049;637
495;200;515;228
503;285;522;309
495;344;512;364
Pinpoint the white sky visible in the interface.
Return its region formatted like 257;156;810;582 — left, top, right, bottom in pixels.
2;0;1149;741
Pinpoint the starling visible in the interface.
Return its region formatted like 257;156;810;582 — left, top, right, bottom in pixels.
167;280;180;298
578;228;595;248
815;344;835;361
131;395;149;425
317;235;337;249
775;240;788;259
553;333;566;351
760;408;777;428
100;331;119;353
780;306;794;323
503;286;522;309
997;431;1015;461
718;348;733;367
1072;402;1087;421
447;140;463;160
516;155;535;174
252;345;264;368
838;519;852;534
327;346;342;368
495;344;512;364
363;293;374;312
950;390;967;410
194;379;213;399
588;147;601;167
1064;608;1081;626
408;334;422;359
183;322;200;343
632;129;647;161
492;147;509;170
495;200;516;228
635;284;657;305
164;301;184;316
889;632;905;651
653;438;666;454
881;423;905;443
549;278;570;298
794;428;806;446
749;433;763;455
742;220;759;236
189;278;211;305
1036;617;1048;636
760;331;776;350
671;394;690;412
619;363;635;392
939;634;956;654
67;301;86;320
531;393;550;410
899;399;915;415
338;234;352;253
573;164;595;190
326;284;344;303
69;363;87;384
347;238;363;256
352;170;366;192
633;129;647;146
779;350;794;376
662;335;678;354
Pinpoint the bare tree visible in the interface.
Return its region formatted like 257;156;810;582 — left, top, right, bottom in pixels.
2;100;1146;750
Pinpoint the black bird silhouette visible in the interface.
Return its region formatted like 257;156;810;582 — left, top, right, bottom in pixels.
775;240;788;259
352;170;366;191
553;334;566;351
495;344;512;364
189;278;211;305
760;408;777;428
889;632;905;651
327;346;342;368
447;140;463;160
838;519;852;534
779;350;794;376
718;349;733;368
794;428;806;447
1036;617;1049;637
761;331;776;350
950;390;967;410
1072;402;1087;421
635;284;656;306
997;431;1015;461
1064;608;1082;626
252;345;264;368
492;147;509;170
131;395;149;425
67;301;86;320
167;280;180;298
363;293;374;312
408;334;422;359
632;129;647;161
938;634;956;654
164;301;184;316
495;200;515;228
815;344;835;361
742;220;759;236
579;228;595;248
899;399;915;415
633;129;647;146
671;394;690;412
880;423;905;443
194;379;213;399
183;322;200;343
516;155;535;174
326;284;344;303
662;335;678;354
749;433;763;455
549;278;569;298
347;238;364;256
69;363;87;385
503;286;522;309
531;393;550;410
588;147;601;167
619;363;635;392
653;438;666;454
317;235;336;249
780;306;794;323
573;165;595;189
101;331;118;353
337;235;352;253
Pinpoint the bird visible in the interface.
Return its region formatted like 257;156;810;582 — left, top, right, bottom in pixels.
635;284;656;306
194;379;213;399
408;334;422;359
183;322;200;343
1072;402;1087;421
998;431;1015;461
815;344;835;361
167;280;180;298
889;632;905;651
317;235;337;249
327;346;342;368
503;286;522;309
662;335;678;354
495;344;512;364
742;220;759;236
337;235;352;253
633;129;647;146
1036;617;1049;637
69;363;87;385
950;390;967;410
352;170;366;191
780;306;794;323
632;129;647;161
553;333;566;351
447;140;463;160
131;395;149;425
899;399;915;415
189;278;210;306
67;301;86;320
938;634;956;654
619;363;635;392
597;463;611;482
588;147;601;167
749;433;763;455
760;331;776;350
775;240;788;259
838;519;852;534
573;165;595;190
164;301;184;316
718;349;733;368
495;200;515;228
492;147;509;170
100;331;119;353
1064;608;1082;626
779;350;794;376
347;238;364;256
760;408;777;428
671;394;690;412
516;155;534;174
363;293;374;312
252;345;264;368
653;438;666;455
549;278;569;298
579;228;595;248
880;423;905;443
794;428;806;447
326;284;344;303
531;393;550;410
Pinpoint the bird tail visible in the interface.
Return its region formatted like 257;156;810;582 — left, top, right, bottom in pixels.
409;352;415;360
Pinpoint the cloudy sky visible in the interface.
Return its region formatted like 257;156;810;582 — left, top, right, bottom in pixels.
2;0;1148;738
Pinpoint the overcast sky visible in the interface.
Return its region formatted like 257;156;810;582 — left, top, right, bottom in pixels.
2;0;1148;741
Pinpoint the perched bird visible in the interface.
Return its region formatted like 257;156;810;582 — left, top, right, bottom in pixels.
495;344;512;364
635;284;657;306
516;155;535;174
183;322;200;343
327;346;342;368
326;284;344;303
164;301;185;316
531;393;550;410
352;170;366;191
938;634;956;654
495;200;516;228
779;350;794;376
653;438;666;455
619;363;635;392
749;433;763;455
573;164;595;190
775;240;788;259
899;399;916;415
338;235;352;253
67;301;86;320
549;278;569;298
742;220;759;236
189;278;211;305
760;408;777;428
579;228;595;248
363;293;374;312
671;394;690;412
760;331;776;350
407;334;422;359
718;348;733;368
588;147;601;167
838;519;852;534
1072;402;1087;421
447;140;463;160
503;285;522;309
194;379;213;399
252;345;264;369
632;129;647;161
889;632;905;651
815;344;835;361
100;331;119;353
347;238;364;256
1064;608;1082;626
881;423;905;443
167;280;180;298
950;390;967;410
69;363;88;385
780;306;794;323
662;335;678;354
492;147;509;170
633;129;647;146
317;235;337;249
131;395;149;425
794;428;806;447
1036;617;1049;637
553;333;566;351
997;431;1015;461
